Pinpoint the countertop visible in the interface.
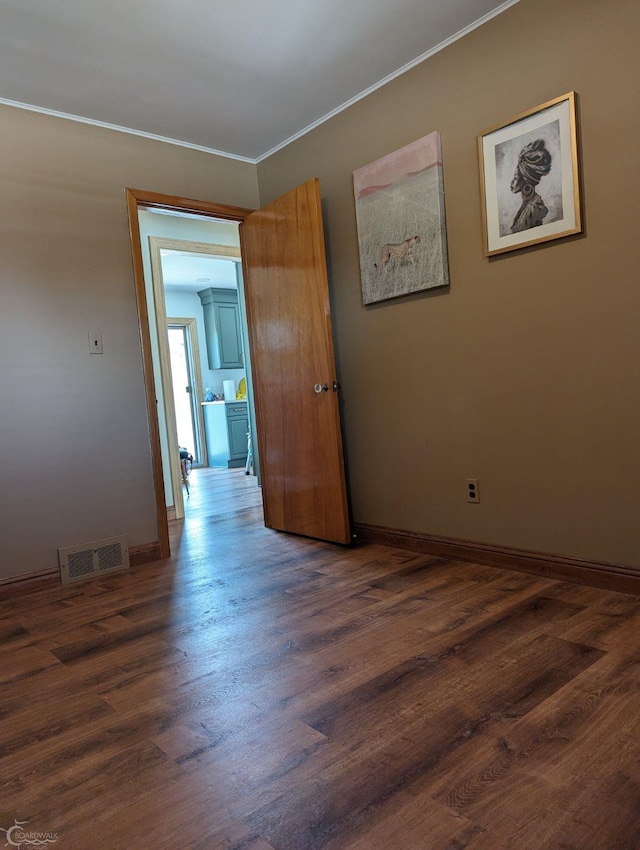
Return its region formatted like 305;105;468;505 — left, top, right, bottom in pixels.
201;399;247;405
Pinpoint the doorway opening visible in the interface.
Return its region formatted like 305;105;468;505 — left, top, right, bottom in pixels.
126;181;351;560
146;230;260;521
127;190;259;546
167;321;203;466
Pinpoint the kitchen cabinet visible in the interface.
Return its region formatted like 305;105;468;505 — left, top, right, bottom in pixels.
202;401;248;468
197;287;243;369
225;402;250;463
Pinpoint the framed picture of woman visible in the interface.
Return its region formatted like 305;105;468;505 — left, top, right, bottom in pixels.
478;92;582;257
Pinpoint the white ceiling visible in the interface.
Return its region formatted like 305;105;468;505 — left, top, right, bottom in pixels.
161;251;238;292
0;0;519;162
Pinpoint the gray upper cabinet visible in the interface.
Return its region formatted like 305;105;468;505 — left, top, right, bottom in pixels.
197;287;244;369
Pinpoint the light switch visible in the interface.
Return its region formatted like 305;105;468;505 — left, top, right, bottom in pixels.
89;332;103;354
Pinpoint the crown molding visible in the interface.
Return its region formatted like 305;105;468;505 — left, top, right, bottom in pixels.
0;97;255;164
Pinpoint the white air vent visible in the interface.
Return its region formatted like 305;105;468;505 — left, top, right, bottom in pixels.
58;534;130;585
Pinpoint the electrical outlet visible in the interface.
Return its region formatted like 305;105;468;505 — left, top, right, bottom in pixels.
466;479;480;504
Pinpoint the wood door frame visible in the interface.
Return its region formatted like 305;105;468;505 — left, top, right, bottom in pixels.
126;188;254;558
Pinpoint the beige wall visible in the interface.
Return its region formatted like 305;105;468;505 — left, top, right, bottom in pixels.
0;107;259;580
257;0;640;567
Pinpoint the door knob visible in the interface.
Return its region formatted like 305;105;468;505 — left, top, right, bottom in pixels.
314;383;329;393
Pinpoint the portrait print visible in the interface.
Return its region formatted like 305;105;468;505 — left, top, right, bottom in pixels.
478;92;582;256
495;119;563;237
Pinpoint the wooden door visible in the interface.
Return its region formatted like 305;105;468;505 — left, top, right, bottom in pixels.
241;178;350;544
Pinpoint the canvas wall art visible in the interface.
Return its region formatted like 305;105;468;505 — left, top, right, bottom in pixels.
478;92;582;256
353;131;449;305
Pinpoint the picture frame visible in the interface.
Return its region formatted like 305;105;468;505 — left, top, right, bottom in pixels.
478;92;581;257
353;130;449;305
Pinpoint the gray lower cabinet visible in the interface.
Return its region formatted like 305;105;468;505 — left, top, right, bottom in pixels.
202;401;248;468
197;287;243;370
225;402;250;463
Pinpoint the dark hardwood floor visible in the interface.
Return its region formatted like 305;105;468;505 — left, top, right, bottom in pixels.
2;467;640;849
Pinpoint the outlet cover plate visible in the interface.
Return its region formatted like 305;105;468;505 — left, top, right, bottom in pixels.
466;478;480;504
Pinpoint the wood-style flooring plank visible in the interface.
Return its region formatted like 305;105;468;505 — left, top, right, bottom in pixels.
0;644;61;684
1;467;639;849
427;646;640;849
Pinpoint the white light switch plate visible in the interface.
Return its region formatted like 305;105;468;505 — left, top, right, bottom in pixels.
89;332;103;354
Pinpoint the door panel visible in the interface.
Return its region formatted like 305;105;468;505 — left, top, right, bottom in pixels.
241;178;350;544
228;413;249;460
216;303;243;368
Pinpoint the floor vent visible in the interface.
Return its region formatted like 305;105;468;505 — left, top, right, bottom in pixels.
58;535;130;585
